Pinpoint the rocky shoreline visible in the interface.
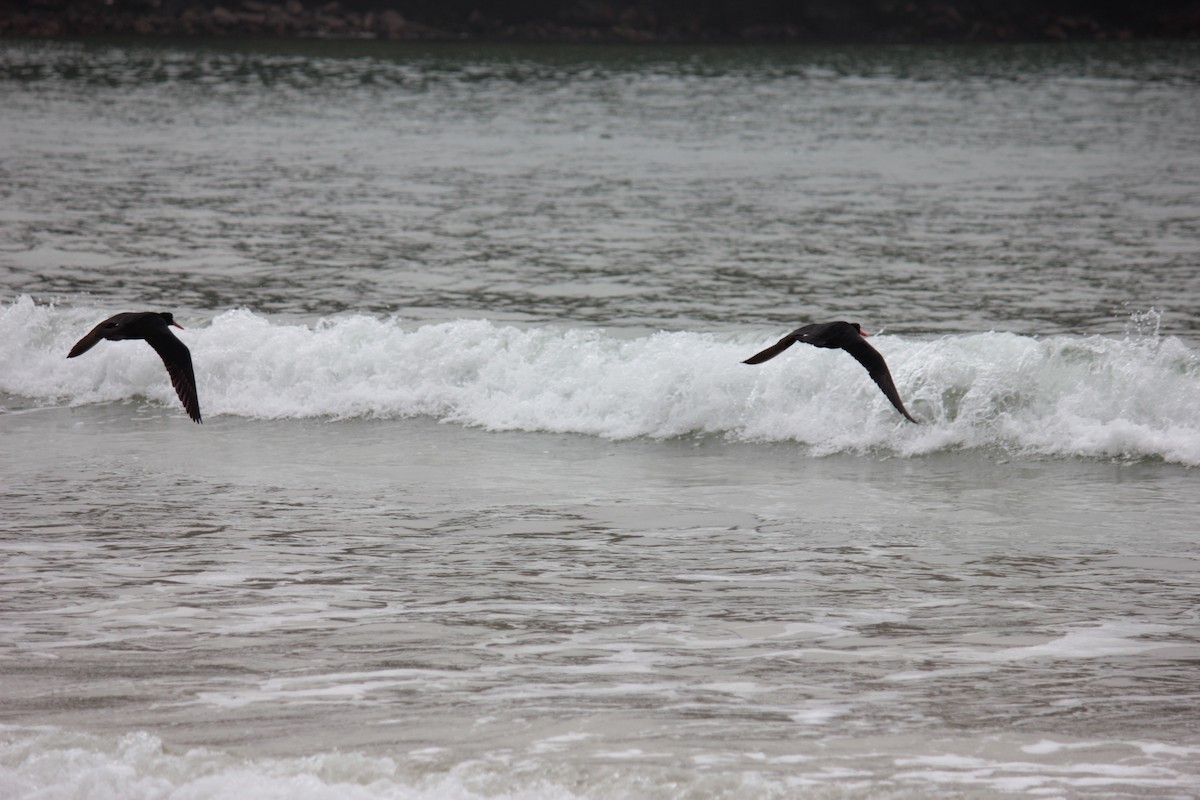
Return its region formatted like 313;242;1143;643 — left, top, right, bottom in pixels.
2;0;1199;43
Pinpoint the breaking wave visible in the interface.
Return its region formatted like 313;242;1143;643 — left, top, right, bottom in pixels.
3;296;1198;465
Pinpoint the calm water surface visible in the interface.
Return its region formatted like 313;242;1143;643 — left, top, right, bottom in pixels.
2;38;1199;334
1;37;1199;799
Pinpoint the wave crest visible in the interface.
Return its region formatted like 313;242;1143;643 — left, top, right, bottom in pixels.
3;297;1198;464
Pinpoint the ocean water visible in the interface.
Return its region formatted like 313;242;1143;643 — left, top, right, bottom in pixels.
1;37;1200;799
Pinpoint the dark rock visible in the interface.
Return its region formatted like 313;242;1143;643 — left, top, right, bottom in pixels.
2;0;1200;42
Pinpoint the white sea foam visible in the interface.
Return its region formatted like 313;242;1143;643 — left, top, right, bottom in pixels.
4;726;1198;800
964;620;1177;662
0;727;585;800
3;296;1198;464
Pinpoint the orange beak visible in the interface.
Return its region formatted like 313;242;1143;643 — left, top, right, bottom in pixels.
859;328;870;337
172;321;184;329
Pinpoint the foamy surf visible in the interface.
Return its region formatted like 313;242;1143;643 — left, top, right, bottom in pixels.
3;296;1198;465
3;725;1198;800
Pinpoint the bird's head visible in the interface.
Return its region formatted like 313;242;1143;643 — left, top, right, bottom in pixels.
159;312;184;329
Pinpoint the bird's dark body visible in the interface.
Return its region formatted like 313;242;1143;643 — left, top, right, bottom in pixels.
743;321;918;424
67;312;202;424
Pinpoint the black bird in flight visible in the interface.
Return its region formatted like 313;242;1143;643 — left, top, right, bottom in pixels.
743;321;918;423
67;312;202;424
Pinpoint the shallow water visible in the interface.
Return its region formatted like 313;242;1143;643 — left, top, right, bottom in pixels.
2;36;1200;799
3;410;1200;797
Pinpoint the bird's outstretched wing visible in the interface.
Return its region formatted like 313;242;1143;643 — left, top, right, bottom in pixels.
145;330;202;424
841;337;918;424
67;318;119;358
742;334;799;364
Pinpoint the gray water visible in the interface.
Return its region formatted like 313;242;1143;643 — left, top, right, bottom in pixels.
2;38;1200;799
3;39;1199;334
